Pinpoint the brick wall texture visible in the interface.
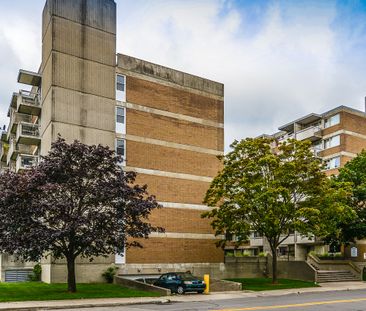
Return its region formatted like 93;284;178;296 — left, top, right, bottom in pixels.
124;76;224;264
126;238;224;263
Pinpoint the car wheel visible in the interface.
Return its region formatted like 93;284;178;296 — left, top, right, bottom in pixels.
177;286;184;295
197;290;204;294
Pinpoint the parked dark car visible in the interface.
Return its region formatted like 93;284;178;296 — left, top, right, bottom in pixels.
154;272;206;294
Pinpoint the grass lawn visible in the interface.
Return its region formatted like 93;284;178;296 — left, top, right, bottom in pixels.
0;282;161;302
226;278;319;291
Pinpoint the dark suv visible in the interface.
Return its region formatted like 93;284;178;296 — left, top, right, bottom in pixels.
154;272;206;294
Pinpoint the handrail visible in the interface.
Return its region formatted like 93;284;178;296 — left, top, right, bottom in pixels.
307;253;361;277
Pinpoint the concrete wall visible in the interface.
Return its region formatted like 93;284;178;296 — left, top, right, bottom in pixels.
0;254;36;282
114;276;170;296
41;0;116;155
41;254;115;284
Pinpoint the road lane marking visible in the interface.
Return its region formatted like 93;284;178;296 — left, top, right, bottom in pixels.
213;297;366;311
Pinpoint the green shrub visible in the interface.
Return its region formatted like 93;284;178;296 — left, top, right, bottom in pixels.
28;263;42;282
258;252;267;257
102;265;119;283
225;251;234;257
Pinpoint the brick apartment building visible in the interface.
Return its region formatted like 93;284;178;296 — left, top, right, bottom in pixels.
245;106;366;262
0;0;224;282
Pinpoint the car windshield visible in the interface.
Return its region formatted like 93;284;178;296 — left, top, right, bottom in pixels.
176;273;197;280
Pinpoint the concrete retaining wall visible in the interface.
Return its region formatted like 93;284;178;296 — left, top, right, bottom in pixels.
268;261;316;282
210;279;242;292
114;276;170;296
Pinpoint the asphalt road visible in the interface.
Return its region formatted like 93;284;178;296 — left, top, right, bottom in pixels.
57;289;366;311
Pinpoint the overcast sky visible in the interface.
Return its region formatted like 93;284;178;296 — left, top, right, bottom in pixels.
1;0;366;150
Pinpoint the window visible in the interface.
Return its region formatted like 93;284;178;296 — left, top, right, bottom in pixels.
116;75;125;92
116;74;126;101
324;135;340;149
116;106;125;133
324;114;340;128
116;139;125;164
325;157;340;170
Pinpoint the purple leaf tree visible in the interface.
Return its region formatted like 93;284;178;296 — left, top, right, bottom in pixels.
0;137;162;292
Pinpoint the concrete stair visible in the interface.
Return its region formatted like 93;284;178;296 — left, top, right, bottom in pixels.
316;270;360;283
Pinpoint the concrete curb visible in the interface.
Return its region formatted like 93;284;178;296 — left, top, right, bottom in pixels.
0;298;172;311
1;282;365;310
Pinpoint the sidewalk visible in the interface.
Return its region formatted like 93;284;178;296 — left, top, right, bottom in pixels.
0;282;365;310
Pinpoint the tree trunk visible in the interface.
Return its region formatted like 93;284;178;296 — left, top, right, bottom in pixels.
272;250;278;284
66;256;77;292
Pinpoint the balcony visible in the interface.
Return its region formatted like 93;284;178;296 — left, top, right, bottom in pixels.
16;154;38;172
16;90;41;116
0;142;8;163
311;145;323;158
296;126;322;142
7;140;35;165
279;233;317;245
8;110;33;135
16;122;40;145
250;237;264;247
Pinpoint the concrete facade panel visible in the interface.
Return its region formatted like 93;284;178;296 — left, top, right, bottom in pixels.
52;16;116;66
52;87;116;132
126;76;224;123
148;208;214;234
134;174;210;205
126;140;221;177
52;122;115;147
126;109;224;151
118;54;224;97
41;53;53;102
52;52;115;99
126;237;224;264
40;124;53;156
43;0;116;37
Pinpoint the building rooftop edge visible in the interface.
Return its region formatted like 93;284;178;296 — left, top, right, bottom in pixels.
275;105;366;134
116;53;224;97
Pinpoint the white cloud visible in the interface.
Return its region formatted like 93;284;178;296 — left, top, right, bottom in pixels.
1;0;366;151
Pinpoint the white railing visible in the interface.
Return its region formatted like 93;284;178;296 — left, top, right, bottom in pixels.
296;126;322;141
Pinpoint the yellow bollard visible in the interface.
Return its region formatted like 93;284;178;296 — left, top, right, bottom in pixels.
204;274;210;294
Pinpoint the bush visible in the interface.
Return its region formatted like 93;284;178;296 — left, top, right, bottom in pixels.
28;263;42;282
102;265;119;283
225;251;234;257
258;252;267;257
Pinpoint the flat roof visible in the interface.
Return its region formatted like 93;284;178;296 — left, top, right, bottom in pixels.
116;54;224;97
278;113;322;132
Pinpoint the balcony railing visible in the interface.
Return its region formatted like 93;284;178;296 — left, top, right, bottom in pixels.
16;122;40;145
296;126;322;142
8;111;33;135
17;90;41;115
16;154;38;172
6;139;35;164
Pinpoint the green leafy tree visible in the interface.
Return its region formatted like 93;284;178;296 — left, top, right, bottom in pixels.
332;150;366;243
203;138;354;283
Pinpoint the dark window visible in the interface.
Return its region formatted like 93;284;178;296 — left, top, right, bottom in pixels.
116;139;125;157
116;107;125;124
116;75;125;92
